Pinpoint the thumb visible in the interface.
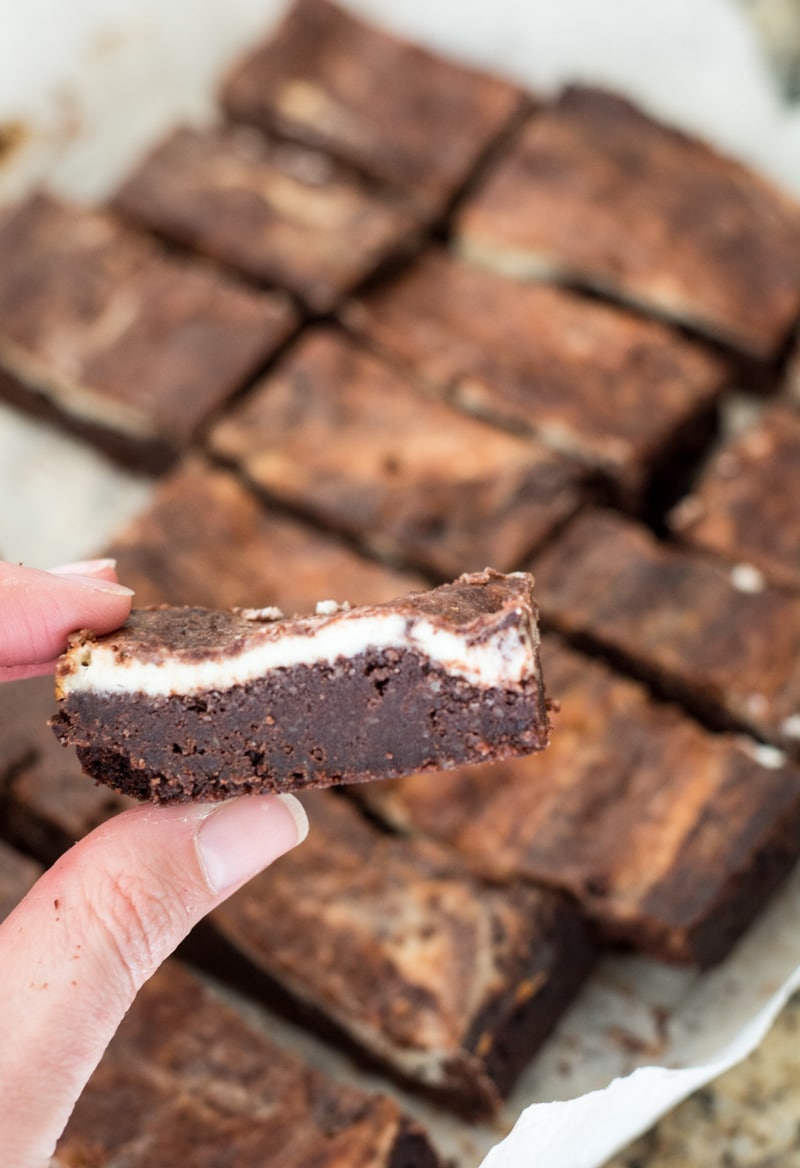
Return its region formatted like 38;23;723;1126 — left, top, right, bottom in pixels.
0;793;308;1168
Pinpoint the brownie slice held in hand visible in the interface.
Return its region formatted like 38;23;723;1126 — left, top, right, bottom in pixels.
50;570;549;802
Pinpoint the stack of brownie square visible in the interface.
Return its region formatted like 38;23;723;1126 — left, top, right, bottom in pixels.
2;0;800;1163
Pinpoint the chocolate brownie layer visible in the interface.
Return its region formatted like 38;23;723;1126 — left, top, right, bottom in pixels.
345;248;727;499
359;637;800;967
209;330;583;578
56;961;440;1167
202;791;595;1114
221;0;525;210
51;571;549;802
457;86;800;357
114;124;428;312
0;676;131;863
531;509;800;751
108;457;426;611
0;194;296;470
670;405;800;593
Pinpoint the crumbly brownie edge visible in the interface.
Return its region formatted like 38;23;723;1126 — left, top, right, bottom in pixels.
51;646;549;802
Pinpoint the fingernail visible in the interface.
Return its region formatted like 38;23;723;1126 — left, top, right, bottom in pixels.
48;572;135;597
196;793;308;895
48;557;118;576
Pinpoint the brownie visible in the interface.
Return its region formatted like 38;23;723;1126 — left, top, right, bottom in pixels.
359;637;800;967
220;0;526;211
344;248;727;499
209;330;584;577
0;840;42;922
670;405;800;593
51;571;549;802
0;194;296;470
201;791;595;1114
55;960;440;1168
113;124;428;312
0;676;131;863
457;86;800;358
108;456;427;611
531;508;800;751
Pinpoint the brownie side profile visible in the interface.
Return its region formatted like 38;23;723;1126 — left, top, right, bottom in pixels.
55;961;440;1168
457;86;800;357
50;571;549;802
201;791;595;1115
209;330;583;578
220;0;525;209
531;508;800;752
670;405;800;593
0;194;296;470
344;248;727;499
113;124;428;312
108;456;427;611
0;676;132;864
359;637;800;967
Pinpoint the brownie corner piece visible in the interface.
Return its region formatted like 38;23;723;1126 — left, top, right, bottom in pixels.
51;570;549;803
457;85;800;357
0;192;296;471
220;0;525;209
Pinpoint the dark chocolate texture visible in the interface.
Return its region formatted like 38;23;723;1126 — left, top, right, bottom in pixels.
209;329;583;578
457;86;800;357
51;573;549;802
203;791;595;1114
359;637;800;967
113;124;428;312
221;0;525;209
345;247;727;499
56;961;440;1168
531;509;800;752
0;194;296;470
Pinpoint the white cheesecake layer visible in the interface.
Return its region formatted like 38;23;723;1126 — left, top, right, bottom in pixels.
61;610;537;698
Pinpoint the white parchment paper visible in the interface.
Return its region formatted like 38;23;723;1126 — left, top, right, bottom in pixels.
1;3;799;1164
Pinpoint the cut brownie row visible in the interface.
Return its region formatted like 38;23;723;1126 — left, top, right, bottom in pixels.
359;637;800;968
0;194;296;472
531;508;800;752
55;961;440;1168
209;328;584;578
344;247;727;501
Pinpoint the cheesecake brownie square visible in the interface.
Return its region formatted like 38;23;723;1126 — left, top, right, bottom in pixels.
359;637;800;967
345;248;727;499
209;330;583;577
56;961;439;1168
221;0;526;211
0;194;296;471
531;509;800;751
0;842;41;922
51;571;549;802
109;457;427;611
670;405;800;593
201;791;595;1115
457;86;800;358
0;676;131;863
114;124;428;313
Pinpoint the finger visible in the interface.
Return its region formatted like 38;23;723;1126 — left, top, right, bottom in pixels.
0;560;134;671
0;793;308;1167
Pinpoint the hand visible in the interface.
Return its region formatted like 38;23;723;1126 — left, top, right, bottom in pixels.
0;559;308;1168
